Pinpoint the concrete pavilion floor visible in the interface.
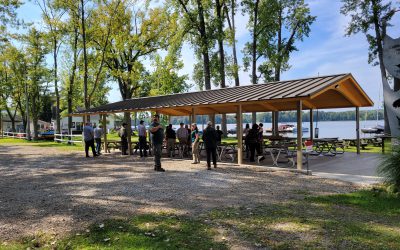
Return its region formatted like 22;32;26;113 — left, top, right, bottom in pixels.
253;152;382;185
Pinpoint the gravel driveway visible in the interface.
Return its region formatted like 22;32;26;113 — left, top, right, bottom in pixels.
0;145;358;241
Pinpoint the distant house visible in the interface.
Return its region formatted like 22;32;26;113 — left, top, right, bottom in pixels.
1;114;24;132
59;114;119;133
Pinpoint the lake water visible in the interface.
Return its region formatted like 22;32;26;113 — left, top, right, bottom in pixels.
172;120;385;139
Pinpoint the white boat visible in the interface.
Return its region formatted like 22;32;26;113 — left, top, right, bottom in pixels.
361;125;384;134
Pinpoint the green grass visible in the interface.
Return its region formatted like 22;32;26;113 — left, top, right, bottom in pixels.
1;190;399;249
0;137;84;151
2;214;227;250
307;189;400;215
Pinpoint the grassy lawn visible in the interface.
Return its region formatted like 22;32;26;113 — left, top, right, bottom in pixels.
0;133;140;152
2;189;399;249
0;138;83;151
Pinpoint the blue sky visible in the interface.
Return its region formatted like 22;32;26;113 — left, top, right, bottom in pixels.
17;0;400;110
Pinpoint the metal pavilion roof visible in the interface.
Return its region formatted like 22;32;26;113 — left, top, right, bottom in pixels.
71;73;374;116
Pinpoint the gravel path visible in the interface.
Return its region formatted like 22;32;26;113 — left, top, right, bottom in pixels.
0;145;358;241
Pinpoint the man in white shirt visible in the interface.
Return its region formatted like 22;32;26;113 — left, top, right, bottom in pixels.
94;124;104;155
138;120;147;157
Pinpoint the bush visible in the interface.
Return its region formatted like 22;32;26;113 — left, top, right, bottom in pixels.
377;139;400;192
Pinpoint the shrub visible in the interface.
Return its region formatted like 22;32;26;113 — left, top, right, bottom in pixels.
377;139;400;192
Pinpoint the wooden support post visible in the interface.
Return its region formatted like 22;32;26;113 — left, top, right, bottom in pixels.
273;111;279;136
191;108;196;124
237;104;243;165
210;114;216;128
271;111;275;135
103;114;108;153
310;109;314;140
356;107;360;155
168;115;172;124
297;101;303;170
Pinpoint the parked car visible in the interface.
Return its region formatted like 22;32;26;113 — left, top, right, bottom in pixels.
38;130;55;140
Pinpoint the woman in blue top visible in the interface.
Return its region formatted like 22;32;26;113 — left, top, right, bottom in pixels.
191;123;200;164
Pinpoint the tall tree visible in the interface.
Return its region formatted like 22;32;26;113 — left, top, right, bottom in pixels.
176;0;214;91
214;0;228;134
103;0;180;150
224;0;240;87
24;28;50;139
242;0;264;123
341;0;398;133
243;0;314;124
80;0;89;121
35;0;66;134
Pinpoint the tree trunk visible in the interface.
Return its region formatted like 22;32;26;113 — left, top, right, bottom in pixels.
32;98;38;139
231;0;240;87
197;0;211;90
80;0;89;122
251;0;260;124
5;107;16;132
53;38;61;134
68;27;79;133
216;0;227;136
372;2;390;134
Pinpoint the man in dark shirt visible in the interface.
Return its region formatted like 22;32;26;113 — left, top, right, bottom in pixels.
150;114;165;172
165;124;176;157
216;125;223;145
202;121;218;170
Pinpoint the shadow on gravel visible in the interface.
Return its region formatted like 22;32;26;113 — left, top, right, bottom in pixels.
0;145;356;240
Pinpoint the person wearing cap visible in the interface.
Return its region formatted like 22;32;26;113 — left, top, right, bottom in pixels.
138;120;147;157
150;114;165;172
191;123;200;164
202;121;218;170
119;122;128;155
83;122;98;157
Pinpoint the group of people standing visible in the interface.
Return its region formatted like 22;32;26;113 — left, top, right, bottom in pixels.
84;115;262;172
83;123;104;157
244;123;265;162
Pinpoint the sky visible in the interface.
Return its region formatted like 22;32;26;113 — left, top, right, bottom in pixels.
17;0;400;111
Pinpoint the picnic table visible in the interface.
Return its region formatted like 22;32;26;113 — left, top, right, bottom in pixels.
312;138;344;156
103;140;151;155
217;142;238;162
375;135;395;153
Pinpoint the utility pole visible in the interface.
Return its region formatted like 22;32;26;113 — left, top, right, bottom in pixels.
25;81;31;140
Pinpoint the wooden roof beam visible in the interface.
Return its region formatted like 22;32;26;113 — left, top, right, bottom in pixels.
302;99;316;109
336;87;362;107
259;102;278;111
174;108;192;115
158;109;188;116
196;106;220;114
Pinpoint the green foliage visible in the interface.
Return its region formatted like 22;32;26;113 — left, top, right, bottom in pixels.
0;0;22;43
101;0;183;100
378;140;400;190
242;0;315;82
340;0;397;65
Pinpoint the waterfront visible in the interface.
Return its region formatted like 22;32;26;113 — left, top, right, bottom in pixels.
173;120;385;139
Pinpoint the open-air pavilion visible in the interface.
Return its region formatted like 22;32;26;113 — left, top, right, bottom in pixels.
71;73;374;170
